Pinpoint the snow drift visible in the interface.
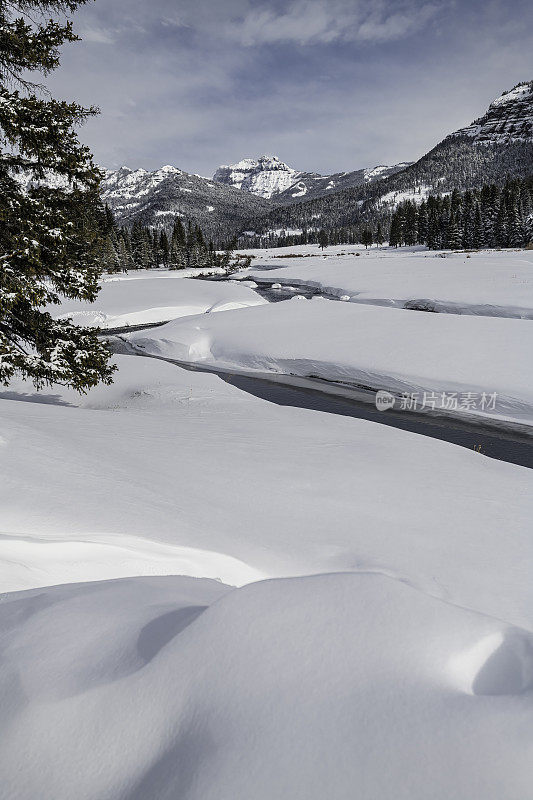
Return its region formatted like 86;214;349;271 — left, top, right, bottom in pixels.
50;273;266;329
2;572;533;800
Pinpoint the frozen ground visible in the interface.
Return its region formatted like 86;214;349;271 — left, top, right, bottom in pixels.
126;299;533;427
240;245;533;318
49;270;266;329
2;252;533;798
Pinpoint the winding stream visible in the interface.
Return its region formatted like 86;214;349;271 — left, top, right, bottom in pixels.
106;275;533;470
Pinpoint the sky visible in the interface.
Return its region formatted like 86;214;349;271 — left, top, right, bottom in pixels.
48;0;533;177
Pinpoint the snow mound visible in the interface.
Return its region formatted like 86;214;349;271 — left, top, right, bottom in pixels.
450;630;533;696
50;275;267;329
2;572;533;799
0;534;265;592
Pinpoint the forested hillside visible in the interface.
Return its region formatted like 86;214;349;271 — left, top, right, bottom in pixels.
238;139;533;246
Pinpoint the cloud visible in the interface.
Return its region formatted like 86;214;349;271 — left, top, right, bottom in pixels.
49;0;532;177
78;26;115;44
226;0;442;46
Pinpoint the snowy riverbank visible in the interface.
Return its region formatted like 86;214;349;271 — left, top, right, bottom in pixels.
49;272;266;329
241;245;533;318
125;298;533;428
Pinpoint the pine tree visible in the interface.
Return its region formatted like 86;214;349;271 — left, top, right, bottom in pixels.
0;0;115;391
101;234;120;273
472;203;484;249
361;228;373;249
445;213;462;250
508;204;525;248
388;212;401;247
417;203;428;245
495;202;509;248
170;218;186;268
426;210;441;249
117;234;133;272
138;230;154;269
104;204;117;234
526;212;533;246
402;203;418;246
159;230;170;266
318;229;329;250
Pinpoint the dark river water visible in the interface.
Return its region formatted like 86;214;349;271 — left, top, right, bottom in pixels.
219;373;533;470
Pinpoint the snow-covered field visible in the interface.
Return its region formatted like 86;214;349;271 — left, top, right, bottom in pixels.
4;354;532;622
50;270;265;329
2;248;533;798
241;245;533;318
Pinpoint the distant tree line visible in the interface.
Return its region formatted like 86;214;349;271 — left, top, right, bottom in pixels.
99;206;240;272
389;177;533;249
238;222;385;250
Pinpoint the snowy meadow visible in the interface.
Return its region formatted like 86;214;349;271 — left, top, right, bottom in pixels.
2;1;533;795
1;244;533;798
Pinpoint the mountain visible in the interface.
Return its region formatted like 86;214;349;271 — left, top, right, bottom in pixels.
243;82;533;241
213;155;412;204
450;82;532;144
100;157;411;238
213;156;307;199
100;82;532;244
100;164;272;240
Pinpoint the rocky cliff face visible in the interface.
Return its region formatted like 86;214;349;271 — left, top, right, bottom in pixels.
450;82;532;144
213;156;304;198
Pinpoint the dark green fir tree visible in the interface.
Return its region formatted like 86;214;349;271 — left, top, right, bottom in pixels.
361;228;373;249
0;0;115;391
318;229;329;250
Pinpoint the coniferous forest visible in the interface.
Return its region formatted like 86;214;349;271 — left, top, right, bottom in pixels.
388;177;533;249
98;206;239;272
99;174;533;263
237;176;533;250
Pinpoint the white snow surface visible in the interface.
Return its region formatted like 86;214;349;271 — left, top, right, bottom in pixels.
2;570;533;800
2;254;533;798
50;272;266;329
242;245;533;318
1;354;531;626
126;298;533;426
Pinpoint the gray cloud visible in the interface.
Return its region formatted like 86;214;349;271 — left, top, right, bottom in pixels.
227;0;441;46
47;0;533;176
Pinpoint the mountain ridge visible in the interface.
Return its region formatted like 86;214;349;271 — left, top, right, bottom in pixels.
213;155;412;203
100;165;273;240
100;80;532;244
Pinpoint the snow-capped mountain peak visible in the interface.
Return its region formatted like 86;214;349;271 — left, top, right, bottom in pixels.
451;81;532;144
99;162;272;237
213;155;412;202
213;156;300;198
